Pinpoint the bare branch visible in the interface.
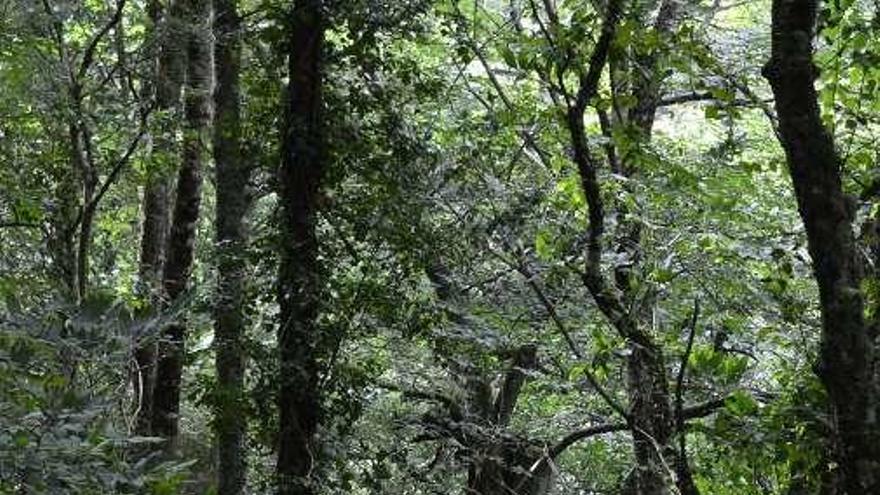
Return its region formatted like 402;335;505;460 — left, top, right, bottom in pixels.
517;394;728;492
675;299;700;427
658;90;772;108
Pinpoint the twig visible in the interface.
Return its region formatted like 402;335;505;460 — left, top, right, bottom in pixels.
0;221;41;229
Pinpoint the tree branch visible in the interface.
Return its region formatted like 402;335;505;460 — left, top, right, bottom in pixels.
71;101;155;232
573;0;623;115
376;381;463;421
77;0;128;82
564;0;646;346
488;242;631;422
675;299;701;493
657;91;771;107
0;221;40;229
675;299;700;434
514;394;728;493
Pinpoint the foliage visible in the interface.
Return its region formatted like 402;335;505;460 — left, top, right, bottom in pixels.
0;301;193;493
0;0;877;493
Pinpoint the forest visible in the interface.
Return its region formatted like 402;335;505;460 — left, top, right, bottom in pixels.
0;0;878;494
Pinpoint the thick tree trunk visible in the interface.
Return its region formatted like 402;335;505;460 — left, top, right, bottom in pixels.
213;0;248;493
151;0;213;450
626;341;676;494
276;1;325;493
47;164;80;300
133;0;181;438
763;0;880;492
426;266;551;495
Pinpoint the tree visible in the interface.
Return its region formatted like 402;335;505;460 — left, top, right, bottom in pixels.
151;0;213;449
763;0;880;492
276;0;325;492
37;0;148;302
528;0;700;491
3;0;879;493
213;0;249;492
133;0;185;438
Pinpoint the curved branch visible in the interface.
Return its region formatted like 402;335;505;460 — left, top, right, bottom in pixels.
515;395;728;493
376;382;463;422
565;0;646;346
78;0;128;82
548;396;728;461
549;421;629;459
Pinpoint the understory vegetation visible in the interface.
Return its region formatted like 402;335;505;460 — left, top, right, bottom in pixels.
0;0;878;494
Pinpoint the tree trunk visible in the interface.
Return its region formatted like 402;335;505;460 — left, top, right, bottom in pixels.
47;161;79;300
763;0;880;492
132;0;181;438
276;1;325;493
68;86;94;303
134;178;169;435
213;0;248;492
151;0;213;450
626;341;676;494
559;0;692;492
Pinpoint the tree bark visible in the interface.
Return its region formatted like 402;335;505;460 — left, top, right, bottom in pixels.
213;0;249;492
151;0;213;450
763;0;880;492
47;160;80;299
276;1;325;493
133;0;182;438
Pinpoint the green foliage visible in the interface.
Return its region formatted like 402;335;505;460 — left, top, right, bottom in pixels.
0;303;193;493
1;0;877;493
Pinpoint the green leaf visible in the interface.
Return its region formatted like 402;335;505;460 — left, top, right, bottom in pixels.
724;390;758;417
535;229;555;261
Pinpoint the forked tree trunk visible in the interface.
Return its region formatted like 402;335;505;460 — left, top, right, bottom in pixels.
426;265;552;495
213;0;249;492
562;0;693;492
151;0;213;450
763;0;880;492
276;1;325;493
